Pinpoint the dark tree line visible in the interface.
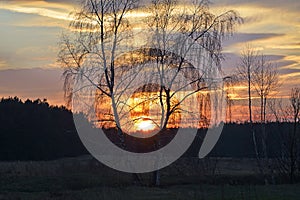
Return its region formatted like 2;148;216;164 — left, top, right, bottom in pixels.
0;97;88;161
0;96;299;164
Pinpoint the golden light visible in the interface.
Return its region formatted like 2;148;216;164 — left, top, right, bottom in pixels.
134;118;156;132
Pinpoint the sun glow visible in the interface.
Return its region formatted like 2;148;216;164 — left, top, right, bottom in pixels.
134;118;156;132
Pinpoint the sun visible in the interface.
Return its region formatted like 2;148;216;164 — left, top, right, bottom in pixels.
135;118;156;132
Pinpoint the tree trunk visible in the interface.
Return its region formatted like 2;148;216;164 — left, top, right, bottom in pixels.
152;170;160;186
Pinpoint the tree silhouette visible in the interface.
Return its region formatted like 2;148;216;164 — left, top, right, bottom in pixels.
0;97;88;161
59;0;241;186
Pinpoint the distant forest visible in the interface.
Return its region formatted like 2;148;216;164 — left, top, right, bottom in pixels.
0;97;88;161
0;97;298;161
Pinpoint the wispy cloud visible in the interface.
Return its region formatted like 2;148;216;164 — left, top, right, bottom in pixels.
0;60;8;69
0;1;74;21
0;0;299;106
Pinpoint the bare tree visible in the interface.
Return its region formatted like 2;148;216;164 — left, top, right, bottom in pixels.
269;89;300;183
59;0;139;144
147;0;242;133
224;76;238;123
252;54;279;123
269;98;287;123
252;54;279;184
236;45;265;181
236;47;281;184
59;0;241;186
288;88;300;183
146;0;242;186
237;45;258;124
58;0;144;184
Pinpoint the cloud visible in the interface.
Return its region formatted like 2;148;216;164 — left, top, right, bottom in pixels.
223;33;284;48
0;1;75;22
212;0;300;11
279;68;300;75
0;0;299;107
270;44;300;50
0;60;8;69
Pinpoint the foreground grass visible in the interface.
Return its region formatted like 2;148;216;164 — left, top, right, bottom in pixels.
0;174;300;200
0;157;299;199
1;182;300;200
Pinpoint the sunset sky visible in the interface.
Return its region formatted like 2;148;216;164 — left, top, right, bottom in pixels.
0;0;299;121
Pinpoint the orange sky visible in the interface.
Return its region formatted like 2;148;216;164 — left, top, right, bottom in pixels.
0;0;300;122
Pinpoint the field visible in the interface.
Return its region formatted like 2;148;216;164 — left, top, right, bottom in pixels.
1;183;300;200
0;156;299;200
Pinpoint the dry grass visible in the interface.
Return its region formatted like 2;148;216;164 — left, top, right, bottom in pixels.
0;156;299;200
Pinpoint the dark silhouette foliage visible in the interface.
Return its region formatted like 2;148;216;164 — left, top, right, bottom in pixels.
0;97;87;161
0;97;298;161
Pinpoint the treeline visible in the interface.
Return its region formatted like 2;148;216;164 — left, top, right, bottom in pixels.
0;97;87;161
208;122;296;158
0;97;298;161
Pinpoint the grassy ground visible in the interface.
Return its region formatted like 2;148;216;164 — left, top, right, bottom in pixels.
1;180;300;200
0;156;299;200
